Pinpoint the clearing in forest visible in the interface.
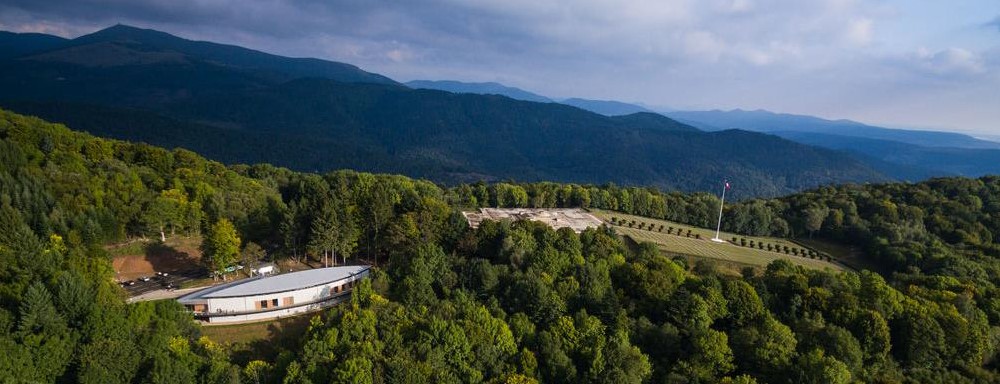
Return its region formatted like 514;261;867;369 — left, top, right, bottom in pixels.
589;210;847;271
109;236;204;281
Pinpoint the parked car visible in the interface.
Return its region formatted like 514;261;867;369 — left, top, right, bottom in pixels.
140;276;150;282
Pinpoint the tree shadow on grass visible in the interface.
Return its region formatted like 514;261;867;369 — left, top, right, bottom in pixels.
229;315;313;366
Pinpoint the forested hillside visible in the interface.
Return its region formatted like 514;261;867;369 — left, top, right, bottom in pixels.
2;109;999;383
0;25;892;198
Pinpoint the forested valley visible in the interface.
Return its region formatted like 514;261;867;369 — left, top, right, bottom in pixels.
3;107;1000;383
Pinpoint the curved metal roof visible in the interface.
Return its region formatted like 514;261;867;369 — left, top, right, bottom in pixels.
179;265;369;301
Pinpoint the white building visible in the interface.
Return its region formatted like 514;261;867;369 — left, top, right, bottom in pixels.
251;262;277;276
177;265;370;324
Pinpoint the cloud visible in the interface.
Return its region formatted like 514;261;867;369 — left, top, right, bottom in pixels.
910;47;986;76
0;0;997;133
716;0;754;14
845;18;873;46
0;0;883;68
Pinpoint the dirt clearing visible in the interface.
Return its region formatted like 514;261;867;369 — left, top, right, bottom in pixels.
109;236;203;281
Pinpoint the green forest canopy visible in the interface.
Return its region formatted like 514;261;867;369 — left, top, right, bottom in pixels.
2;108;1000;383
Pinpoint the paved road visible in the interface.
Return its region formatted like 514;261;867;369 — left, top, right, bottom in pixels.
120;269;204;298
128;287;206;303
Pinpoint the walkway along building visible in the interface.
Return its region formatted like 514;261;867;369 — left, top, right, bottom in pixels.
177;265;371;324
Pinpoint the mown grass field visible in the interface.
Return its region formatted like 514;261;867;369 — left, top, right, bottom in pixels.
200;314;313;365
589;210;846;271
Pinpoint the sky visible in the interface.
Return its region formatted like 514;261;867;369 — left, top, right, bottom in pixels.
1;0;998;134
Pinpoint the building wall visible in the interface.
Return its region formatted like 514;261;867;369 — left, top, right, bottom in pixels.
205;293;350;324
196;269;368;323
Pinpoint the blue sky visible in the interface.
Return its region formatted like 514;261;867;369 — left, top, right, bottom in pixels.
1;0;997;134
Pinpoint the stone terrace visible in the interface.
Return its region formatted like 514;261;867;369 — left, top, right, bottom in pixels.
463;208;604;233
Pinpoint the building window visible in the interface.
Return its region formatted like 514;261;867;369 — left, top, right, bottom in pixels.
272;299;279;307
260;300;268;309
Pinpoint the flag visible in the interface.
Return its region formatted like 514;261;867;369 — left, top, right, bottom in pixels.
725;181;731;190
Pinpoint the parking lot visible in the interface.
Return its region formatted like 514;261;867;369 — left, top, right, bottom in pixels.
120;268;204;297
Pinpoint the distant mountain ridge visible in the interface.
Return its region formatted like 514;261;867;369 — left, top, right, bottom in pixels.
560;98;654;116
17;24;398;85
395;77;1000;181
406;80;553;103
667;109;1000;150
0;31;69;60
406;79;654;116
0;25;894;197
662;109;1000;179
404;79;999;155
773;131;1000;178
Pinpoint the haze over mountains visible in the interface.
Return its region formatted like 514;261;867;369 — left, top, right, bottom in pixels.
1;24;993;197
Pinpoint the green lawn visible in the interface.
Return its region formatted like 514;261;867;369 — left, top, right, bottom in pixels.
200;314;313;365
590;210;846;271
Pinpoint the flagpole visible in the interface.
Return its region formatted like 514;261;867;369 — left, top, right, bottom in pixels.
712;180;727;242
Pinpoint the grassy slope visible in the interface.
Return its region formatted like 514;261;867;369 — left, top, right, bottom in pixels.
200;315;313;365
590;210;846;271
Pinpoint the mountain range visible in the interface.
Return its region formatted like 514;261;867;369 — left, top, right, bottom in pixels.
405;79;1000;179
667;109;1000;149
0;24;959;197
406;80;657;116
666;110;1000;178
